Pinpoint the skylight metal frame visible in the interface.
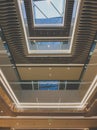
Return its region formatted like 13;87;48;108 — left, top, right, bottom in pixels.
31;0;66;27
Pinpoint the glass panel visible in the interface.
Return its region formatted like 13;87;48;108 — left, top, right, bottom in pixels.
39;81;59;90
29;41;70;51
9;80;81;91
32;0;65;26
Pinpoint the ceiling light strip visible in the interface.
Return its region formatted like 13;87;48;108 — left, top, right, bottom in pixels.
81;75;97;106
0;64;14;67
69;0;81;53
28;37;71;40
0;69;19;104
0;77;19;105
16;104;82;109
28;50;71;54
26;55;72;57
81;83;97;107
18;102;81;105
0;116;97;119
17;102;81;109
16;63;84;67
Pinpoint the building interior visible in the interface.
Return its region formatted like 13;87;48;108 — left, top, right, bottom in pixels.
0;0;97;130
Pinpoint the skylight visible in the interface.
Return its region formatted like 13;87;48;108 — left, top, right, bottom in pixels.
32;0;65;26
10;80;80;91
29;41;70;53
19;0;80;54
39;81;59;90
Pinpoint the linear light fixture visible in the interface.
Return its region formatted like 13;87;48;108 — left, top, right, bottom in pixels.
0;68;97;109
1;116;97;119
16;63;84;67
81;76;97;106
0;69;19;105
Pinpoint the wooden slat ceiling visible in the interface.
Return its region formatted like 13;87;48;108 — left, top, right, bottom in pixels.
0;118;97;128
0;97;15;116
24;0;74;37
0;0;97;64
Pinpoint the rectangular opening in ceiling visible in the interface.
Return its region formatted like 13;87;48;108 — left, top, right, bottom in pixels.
32;0;66;27
19;0;80;54
29;41;70;54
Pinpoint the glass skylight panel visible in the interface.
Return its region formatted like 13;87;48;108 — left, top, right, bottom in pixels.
32;0;65;26
29;41;70;53
39;81;59;90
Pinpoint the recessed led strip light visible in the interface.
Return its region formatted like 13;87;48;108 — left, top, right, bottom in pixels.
28;37;71;40
69;0;81;53
81;75;97;107
0;68;97;109
16;102;81;109
16;63;84;67
0;69;19;105
17;0;81;54
1;115;97;119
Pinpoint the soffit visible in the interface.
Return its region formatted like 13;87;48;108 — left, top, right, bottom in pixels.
17;66;83;80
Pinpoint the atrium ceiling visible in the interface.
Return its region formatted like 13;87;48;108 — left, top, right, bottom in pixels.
0;0;97;130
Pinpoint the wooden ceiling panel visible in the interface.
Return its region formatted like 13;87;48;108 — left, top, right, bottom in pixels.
0;118;97;129
0;97;14;116
17;66;83;80
89;55;97;64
